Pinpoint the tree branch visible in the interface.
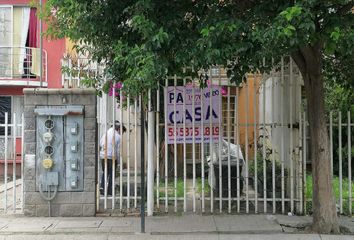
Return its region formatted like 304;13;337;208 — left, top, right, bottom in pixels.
291;50;307;81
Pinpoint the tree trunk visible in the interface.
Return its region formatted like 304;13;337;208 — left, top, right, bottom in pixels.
292;47;339;234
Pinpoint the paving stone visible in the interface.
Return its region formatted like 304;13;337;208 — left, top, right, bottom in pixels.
1;220;52;232
54;220;102;229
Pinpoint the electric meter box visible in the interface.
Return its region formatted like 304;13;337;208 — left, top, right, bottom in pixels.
35;105;84;192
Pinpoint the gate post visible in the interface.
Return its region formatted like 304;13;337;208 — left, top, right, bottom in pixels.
147;90;155;216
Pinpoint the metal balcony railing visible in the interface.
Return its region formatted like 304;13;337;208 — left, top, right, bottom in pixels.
0;47;47;86
61;57;105;88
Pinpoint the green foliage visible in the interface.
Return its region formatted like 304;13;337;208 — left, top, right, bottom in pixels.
249;152;287;198
306;175;354;216
42;0;353;94
155;178;209;199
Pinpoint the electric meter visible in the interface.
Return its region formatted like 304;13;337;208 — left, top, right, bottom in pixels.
43;132;54;144
42;158;54;169
44;145;54;155
44;119;54;130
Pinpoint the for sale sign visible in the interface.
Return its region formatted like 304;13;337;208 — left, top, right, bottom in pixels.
165;85;222;144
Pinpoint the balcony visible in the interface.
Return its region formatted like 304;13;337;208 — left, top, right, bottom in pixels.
0;47;47;87
61;56;105;88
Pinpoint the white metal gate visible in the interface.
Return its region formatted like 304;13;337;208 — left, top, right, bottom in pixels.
94;58;304;215
60;56;353;216
0;111;24;214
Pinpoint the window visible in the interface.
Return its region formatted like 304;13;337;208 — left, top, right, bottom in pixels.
0;6;38;78
0;96;24;136
0;96;11;135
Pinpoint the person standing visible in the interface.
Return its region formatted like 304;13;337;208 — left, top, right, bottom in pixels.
99;121;126;195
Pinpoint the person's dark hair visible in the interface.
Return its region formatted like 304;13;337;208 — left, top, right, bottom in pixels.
114;121;127;133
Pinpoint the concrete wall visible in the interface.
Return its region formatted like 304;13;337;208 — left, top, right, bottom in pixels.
23;88;97;217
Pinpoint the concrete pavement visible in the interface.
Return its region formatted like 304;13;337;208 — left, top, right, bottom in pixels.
0;214;351;239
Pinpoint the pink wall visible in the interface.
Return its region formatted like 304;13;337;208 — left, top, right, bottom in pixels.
43;24;66;88
0;0;66;90
0;87;25;95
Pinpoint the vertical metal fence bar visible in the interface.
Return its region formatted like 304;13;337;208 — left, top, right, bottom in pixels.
280;58;285;214
290;58;294;213
192;80;197;213
348;111;352;216
173;75;178;213
253;73;258;213
201;78;205;213
227;81;231;213
245;78;250;213
299;106;303;214
4;112;8;213
156;84;160;210
330;111;333;176
271;76;276;214
103;95;108;209
210;75;214;213
12;113;16;212
69;59;72;87
303;112;307;214
127;96;131;209
236;87;240;213
97;96;101;212
262;79;267;213
339;111;343;214
135;98;138;209
147;89;155;216
21;113;24;212
218;77;222;213
119;93;124;210
112;87;117;210
183;77;187;212
164;78;169;213
217;68;223;213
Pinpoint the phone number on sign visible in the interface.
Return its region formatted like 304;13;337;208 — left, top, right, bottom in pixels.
168;126;219;137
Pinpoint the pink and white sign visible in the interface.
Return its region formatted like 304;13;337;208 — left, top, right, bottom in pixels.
165;85;222;144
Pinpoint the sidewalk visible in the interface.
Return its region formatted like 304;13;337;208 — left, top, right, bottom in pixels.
0;214;352;239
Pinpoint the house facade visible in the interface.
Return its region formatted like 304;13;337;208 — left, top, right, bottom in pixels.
0;0;66;174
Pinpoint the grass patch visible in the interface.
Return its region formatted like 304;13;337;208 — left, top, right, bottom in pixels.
306;175;354;215
196;178;211;195
155;178;211;199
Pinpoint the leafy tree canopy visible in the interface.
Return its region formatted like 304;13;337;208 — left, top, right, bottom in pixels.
43;0;353;96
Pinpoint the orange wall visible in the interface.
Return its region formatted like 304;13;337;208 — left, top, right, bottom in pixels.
236;74;261;159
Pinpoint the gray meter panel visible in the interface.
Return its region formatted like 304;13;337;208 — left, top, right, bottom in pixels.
35;105;84;192
65;115;84;191
36;115;65;191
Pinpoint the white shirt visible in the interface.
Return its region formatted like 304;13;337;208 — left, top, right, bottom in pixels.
99;127;121;161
